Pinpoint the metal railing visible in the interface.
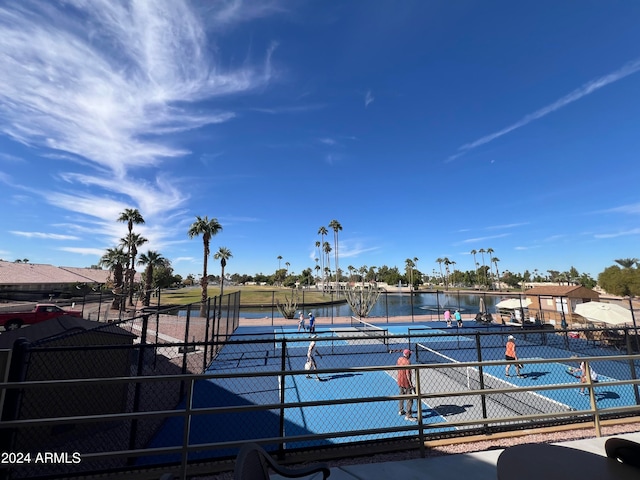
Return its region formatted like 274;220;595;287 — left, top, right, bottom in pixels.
1;351;640;479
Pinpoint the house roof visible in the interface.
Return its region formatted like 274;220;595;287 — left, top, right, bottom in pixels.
0;315;137;348
0;260;136;286
525;285;597;296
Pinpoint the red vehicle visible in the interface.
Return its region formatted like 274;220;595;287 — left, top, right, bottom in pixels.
0;304;83;331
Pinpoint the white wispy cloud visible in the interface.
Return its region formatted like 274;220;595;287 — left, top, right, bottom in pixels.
598;203;640;215
448;57;640;162
59;247;106;256
594;228;640;239
0;1;278;240
485;222;529;230
365;90;374;107
10;231;80;241
455;233;510;245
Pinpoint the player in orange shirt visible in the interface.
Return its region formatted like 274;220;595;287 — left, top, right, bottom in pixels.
505;335;522;377
397;349;417;421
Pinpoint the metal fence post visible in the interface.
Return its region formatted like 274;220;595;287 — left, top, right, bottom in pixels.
278;339;287;459
414;365;425;457
0;337;30;478
475;333;489;430
128;313;149;461
584;360;601;436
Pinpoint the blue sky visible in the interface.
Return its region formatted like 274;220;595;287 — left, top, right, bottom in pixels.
1;1;639;280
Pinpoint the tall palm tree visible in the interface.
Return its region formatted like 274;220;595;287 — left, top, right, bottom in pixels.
478;249;487;286
117;208;145;305
285;261;290;274
318;226;328;289
188;216;223;316
442;257;452;290
328;220;342;293
470;249;478;282
405;258;415;289
323;242;332;291
214;246;233;302
435;258;444;286
277;255;283;270
119;232;148;305
137;250;167;306
99;247;127;310
486;248;495;289
492;257;501;291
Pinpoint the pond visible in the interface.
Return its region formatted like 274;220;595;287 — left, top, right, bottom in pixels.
237;291;512;320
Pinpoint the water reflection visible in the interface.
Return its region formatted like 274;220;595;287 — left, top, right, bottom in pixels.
239;291;505;320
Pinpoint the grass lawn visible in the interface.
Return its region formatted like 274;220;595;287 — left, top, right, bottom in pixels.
160;285;338;307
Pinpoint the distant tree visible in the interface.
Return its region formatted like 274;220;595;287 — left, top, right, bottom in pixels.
117;208;145;305
328;219;343;293
137;250;167;306
478;248;487;285
153;264;178;289
598;265;640;297
317;226;328;288
188;216;223;316
99;247;127;310
214;247;233;299
119;232;147;305
435;258;444;285
615;258;639;269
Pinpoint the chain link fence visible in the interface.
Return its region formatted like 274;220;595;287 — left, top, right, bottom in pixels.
2;309;640;478
0;292;240;479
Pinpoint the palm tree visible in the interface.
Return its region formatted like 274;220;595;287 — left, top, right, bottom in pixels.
405;258;415;289
277;255;283;271
117;208;145;305
478;248;487;286
328;220;342;294
470;249;477;275
188;216;223;316
318;226;328;289
137;250;167;306
486;248;495;289
492;257;501;291
119;232;148;305
323;241;332;291
435;258;444;286
213;247;233;306
442;257;451;289
615;258;638;269
99;247;127;311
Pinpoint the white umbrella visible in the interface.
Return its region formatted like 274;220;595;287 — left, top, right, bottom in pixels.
574;301;633;326
495;298;532;310
479;297;486;314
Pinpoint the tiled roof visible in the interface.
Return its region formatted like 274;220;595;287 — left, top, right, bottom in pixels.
0;261;110;285
525;285;597;296
59;266;111;283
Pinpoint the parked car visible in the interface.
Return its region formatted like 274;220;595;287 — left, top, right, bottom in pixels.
0;304;83;331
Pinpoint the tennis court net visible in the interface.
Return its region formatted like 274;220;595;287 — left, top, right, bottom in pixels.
350;316;389;345
415;343;571;416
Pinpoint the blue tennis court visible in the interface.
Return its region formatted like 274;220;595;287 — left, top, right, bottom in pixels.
140;320;640;466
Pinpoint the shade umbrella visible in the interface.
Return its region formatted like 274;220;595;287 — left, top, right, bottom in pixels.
479;297;486;314
495;298;532;310
574;301;633;326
